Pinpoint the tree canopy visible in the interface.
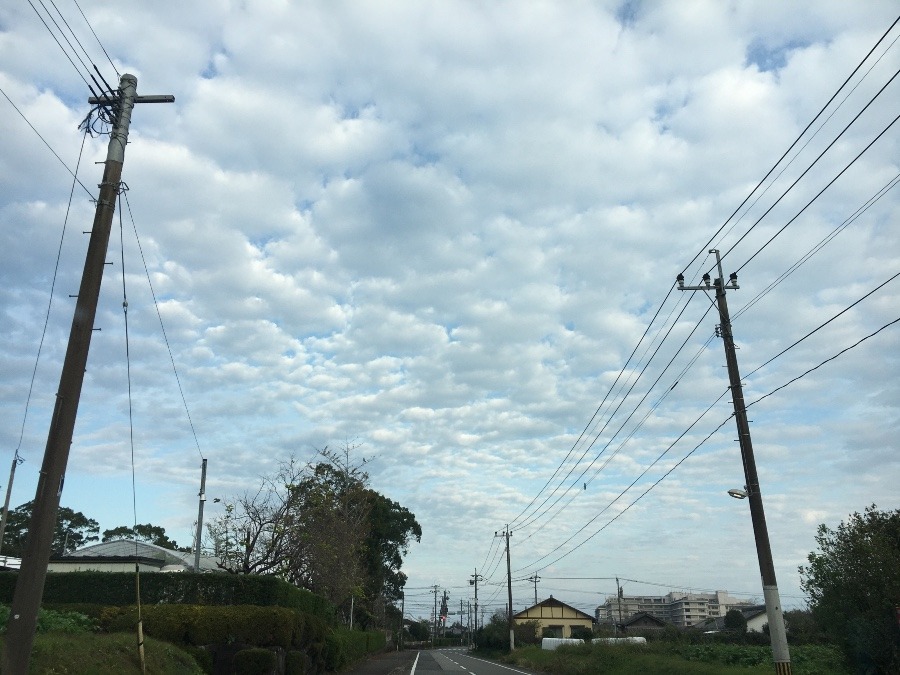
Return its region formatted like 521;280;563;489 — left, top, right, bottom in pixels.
1;501;99;556
206;445;421;629
102;523;185;551
800;505;900;673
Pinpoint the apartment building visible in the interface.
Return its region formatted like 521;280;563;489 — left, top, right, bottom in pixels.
596;590;752;628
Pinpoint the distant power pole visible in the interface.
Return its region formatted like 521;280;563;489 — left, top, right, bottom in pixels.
527;574;541;606
677;249;791;675
496;526;514;650
2;74;173;675
431;585;439;648
469;569;483;647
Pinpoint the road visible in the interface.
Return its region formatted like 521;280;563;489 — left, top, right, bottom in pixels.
408;648;542;675
343;647;543;675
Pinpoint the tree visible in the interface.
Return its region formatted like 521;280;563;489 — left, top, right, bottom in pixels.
800;505;900;673
205;444;421;629
2;501;99;556
102;523;185;551
724;608;747;635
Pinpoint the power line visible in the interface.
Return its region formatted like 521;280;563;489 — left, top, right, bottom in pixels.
0;84;96;198
122;194;205;460
70;0;121;78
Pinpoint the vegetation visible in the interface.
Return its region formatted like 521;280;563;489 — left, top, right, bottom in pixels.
0;632;205;674
207;445;421;630
504;641;851;675
1;501;100;556
102;523;187;551
800;505;900;673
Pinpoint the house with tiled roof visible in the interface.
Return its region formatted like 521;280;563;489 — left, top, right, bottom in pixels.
513;596;594;639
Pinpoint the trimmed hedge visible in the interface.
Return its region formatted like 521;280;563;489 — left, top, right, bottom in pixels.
0;571;334;622
323;628;387;671
97;604;327;650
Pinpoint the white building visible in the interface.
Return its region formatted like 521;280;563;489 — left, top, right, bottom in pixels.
596;590;753;628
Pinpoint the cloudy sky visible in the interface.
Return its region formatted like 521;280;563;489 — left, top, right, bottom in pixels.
1;1;898;622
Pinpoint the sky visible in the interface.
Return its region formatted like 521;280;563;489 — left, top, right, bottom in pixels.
1;1;898;624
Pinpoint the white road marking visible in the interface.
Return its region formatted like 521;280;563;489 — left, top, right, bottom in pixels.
410;651;420;675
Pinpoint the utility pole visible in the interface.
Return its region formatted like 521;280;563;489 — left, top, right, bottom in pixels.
677;249;791;675
496;526;514;650
616;577;624;634
431;585;439;649
2;74;173;675
470;569;483;647
193;458;207;572
399;591;405;651
0;451;24;558
527;574;541;606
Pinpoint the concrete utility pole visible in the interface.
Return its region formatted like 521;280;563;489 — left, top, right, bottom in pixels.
0;451;24;557
193;458;207;572
677;249;791;675
496;526;514;650
527;574;541;606
2;74;173;675
399;592;405;650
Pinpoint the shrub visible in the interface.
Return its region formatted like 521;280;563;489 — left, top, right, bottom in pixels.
285;650;307;675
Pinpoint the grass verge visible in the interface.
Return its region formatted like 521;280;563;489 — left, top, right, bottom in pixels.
0;632;205;674
502;642;851;675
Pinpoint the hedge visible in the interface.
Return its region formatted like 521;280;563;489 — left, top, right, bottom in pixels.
0;571;333;622
323;627;387;671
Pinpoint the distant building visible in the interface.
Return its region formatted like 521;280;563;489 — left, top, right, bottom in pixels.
694;604;770;633
621;612;670;632
514;596;594;639
47;539;222;573
596;590;753;628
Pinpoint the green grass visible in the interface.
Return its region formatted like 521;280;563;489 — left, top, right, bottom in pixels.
0;632;205;674
502;642;851;675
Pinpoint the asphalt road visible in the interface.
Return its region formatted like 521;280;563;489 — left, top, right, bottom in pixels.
344;648;543;675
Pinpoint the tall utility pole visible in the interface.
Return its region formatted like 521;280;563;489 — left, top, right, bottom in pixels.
193;458;207;572
678;249;791;675
2;74;173;675
469;569;483;646
0;451;24;557
496;526;514;650
399;592;405;651
616;577;624;634
431;585;439;649
527;574;541;606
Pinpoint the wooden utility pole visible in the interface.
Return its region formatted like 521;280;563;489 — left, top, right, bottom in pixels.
496;526;514;650
678;250;791;675
2;74;173;675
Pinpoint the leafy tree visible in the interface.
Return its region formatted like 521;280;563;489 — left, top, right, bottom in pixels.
206;444;420;630
102;523;184;551
800;505;900;673
724;608;747;635
406;619;430;641
1;501;99;556
783;609;827;645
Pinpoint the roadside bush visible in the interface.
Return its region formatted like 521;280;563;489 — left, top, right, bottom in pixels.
233;647;276;675
285;650;307;675
0;605;96;634
323;628;385;670
0;571;334;623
